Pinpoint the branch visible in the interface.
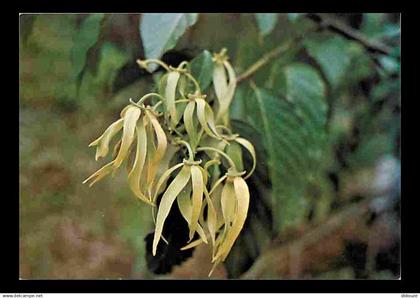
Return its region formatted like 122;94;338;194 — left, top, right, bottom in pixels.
240;197;373;279
236;14;395;85
305;13;393;56
236;38;299;84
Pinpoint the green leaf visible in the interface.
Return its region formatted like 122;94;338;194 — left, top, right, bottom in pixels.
94;42;130;90
140;13;198;71
247;63;327;232
255;13;278;36
71;13;105;80
305;35;351;88
229;84;249;120
190;50;214;91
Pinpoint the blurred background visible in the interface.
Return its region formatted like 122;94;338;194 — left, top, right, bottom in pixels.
19;13;400;279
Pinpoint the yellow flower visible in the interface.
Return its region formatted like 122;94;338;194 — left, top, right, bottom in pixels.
83;104;141;186
211;174;250;273
151;158;209;256
212;48;237;125
83;95;167;205
182;145;253;276
84;52;258;277
183;93;222;144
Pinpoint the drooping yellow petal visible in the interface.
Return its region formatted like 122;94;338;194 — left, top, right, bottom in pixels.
120;104;132;118
205;188;217;256
177;183;208;244
111;139;122;160
223;60;237;105
220;181;236;228
114;106;141;168
144;118;156;192
183;101;199;148
177;183;192;220
215;177;250;261
213;59;237;124
127;119;150;205
209;175;227;195
82;160;116;187
212;62;228;103
235;137;256;179
180;238;203;251
145;111;168;194
153;165;191;256
189;165;204;240
152;162;184;203
165;71;181;127
210;181;225;230
89;118;124;161
198;165;209;186
196;98;220;139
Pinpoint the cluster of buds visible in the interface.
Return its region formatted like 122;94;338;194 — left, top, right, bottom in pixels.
83;49;256;276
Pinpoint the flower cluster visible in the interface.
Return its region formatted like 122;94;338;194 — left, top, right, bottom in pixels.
83;49;256;276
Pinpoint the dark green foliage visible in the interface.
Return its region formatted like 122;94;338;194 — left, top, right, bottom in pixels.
189;50;214;91
71;14;105;81
245;64;327;232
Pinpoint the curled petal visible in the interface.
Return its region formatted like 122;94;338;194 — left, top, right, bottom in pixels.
165;71;181;127
235;137;256;179
184;101;199;148
177;184;208;244
177;184;192;221
210;181;225;230
213;62;228;103
205;188;217;256
111;139;122;160
146;111;168;193
224;60;237;102
213;59;237;123
127;119;150;205
190;165;204;239
153;165;191;256
196;98;220;139
181;238;203;251
152;162;184;203
215;177;249;261
83;160;115;187
114;106;141;168
120;105;132;118
89;118;124;161
209;174;227;195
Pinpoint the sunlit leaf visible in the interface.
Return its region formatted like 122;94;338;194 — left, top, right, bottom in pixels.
140;13;198;72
